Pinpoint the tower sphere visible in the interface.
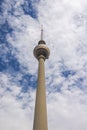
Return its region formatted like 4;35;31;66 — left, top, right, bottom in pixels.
34;40;50;60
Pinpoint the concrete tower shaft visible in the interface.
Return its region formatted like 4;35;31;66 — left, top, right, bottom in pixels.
33;56;48;130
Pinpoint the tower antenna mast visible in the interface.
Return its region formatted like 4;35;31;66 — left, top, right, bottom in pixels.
41;25;43;40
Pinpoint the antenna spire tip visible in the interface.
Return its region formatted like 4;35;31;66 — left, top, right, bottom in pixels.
41;25;43;40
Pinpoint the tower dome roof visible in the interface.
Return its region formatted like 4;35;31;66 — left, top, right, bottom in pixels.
38;40;46;45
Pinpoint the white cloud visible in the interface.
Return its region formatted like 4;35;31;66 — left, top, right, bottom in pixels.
0;0;87;130
0;73;35;130
47;91;87;130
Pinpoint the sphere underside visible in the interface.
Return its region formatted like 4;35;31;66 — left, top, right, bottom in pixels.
34;44;50;60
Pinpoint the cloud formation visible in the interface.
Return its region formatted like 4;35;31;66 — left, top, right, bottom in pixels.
0;0;87;130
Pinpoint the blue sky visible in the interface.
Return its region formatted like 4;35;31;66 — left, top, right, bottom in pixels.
0;0;87;130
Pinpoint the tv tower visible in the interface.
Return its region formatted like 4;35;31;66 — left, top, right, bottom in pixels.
33;26;50;130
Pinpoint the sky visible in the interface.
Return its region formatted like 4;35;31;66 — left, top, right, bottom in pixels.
0;0;87;130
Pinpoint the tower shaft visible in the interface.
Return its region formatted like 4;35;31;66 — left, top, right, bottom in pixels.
33;56;48;130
